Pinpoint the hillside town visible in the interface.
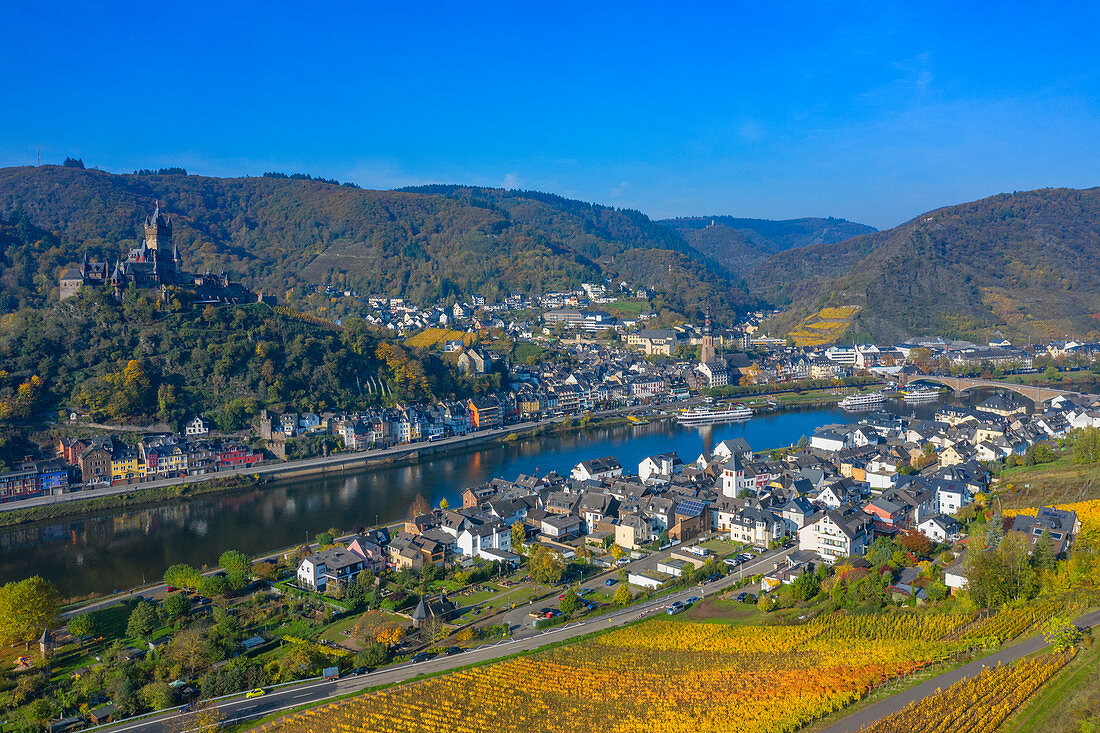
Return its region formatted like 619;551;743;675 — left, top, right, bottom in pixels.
5;301;1099;506
336;391;1096;596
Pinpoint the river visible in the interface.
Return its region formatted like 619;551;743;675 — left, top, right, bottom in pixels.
0;398;955;598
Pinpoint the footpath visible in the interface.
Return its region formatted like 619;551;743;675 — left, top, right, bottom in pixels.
819;608;1100;733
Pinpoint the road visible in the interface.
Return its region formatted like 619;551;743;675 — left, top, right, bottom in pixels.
6;401;691;515
91;546;791;733
818;607;1100;733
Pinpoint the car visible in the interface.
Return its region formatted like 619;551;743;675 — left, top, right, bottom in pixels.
605;578;616;586
411;652;434;663
616;558;631;566
578;587;593;596
558;593;567;601
686;596;700;605
666;601;685;616
735;592;749;603
349;666;370;676
706;573;721;583
723;558;738;567
445;646;465;655
165;586;179;592
245;688;266;699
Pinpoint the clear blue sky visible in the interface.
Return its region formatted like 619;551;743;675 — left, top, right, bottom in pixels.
2;2;1098;228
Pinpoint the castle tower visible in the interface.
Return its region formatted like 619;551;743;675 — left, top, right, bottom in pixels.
144;201;172;254
700;307;715;364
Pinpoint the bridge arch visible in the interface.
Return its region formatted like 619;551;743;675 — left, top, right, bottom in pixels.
904;376;1070;406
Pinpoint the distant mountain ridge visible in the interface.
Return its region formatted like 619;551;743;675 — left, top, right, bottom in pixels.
0;166;755;321
659;215;876;272
752;187;1100;342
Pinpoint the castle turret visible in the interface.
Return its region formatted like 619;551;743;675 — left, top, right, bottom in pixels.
144;201;172;253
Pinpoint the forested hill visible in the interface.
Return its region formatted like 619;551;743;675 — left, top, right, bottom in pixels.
0;166;755;321
659;216;876;272
754;187;1100;342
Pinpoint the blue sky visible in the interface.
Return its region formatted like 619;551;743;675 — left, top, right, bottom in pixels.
2;2;1098;228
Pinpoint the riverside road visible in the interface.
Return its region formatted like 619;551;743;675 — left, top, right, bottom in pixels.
91;546;793;733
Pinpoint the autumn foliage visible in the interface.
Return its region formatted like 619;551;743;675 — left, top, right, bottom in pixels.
261;612;982;733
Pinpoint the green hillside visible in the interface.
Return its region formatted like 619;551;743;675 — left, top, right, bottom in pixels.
754;187;1100;342
0;167;755;321
660;215;875;272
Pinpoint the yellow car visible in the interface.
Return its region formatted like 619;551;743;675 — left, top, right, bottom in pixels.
245;688;266;699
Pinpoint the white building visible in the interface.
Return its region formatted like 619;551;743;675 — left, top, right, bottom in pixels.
185;416;211;437
798;509;872;564
296;548;365;592
456;521;512;560
571;456;623;482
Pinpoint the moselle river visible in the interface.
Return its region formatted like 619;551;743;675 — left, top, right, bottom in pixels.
0;398;958;598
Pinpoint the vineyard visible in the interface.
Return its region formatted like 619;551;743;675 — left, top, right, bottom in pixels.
787;306;861;347
957;601;1069;645
405;328;478;350
259;612;979;733
858;649;1076;733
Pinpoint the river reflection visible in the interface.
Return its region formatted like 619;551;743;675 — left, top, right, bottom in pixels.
0;398;957;597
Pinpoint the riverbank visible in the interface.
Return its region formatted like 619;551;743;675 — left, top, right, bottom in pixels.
0;412;641;529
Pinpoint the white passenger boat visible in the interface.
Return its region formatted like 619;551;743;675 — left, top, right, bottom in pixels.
838;392;886;410
677;405;753;424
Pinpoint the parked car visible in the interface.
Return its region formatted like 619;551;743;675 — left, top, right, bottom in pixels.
666;601;685;616
578;587;593;596
686;596;700;605
410;652;434;664
605;579;616;586
445;646;465;655
735;592;749;603
349;666;370;676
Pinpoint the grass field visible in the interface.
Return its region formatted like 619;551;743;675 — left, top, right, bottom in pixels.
997;457;1100;508
1001;642;1100;733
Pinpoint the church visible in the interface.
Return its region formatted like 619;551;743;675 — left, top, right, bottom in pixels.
60;203;258;303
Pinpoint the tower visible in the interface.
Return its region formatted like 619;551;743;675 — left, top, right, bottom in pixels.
144;201;172;254
700;307;715;364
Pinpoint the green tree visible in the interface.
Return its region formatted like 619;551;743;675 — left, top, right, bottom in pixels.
1031;529;1057;573
527;546;564;586
355;642;388;668
559;588;579;615
0;575;61;649
1071;427;1100;464
164;563;201;591
162;591;191;622
197;574;230;598
67;614;95;648
790;571;819;601
612;583;633;606
219;549;251;590
315;531;335;547
126;601;159;639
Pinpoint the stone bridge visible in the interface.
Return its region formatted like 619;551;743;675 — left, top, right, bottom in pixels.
900;375;1074;404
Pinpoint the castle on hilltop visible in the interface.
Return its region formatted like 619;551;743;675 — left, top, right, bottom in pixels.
60;203;260;303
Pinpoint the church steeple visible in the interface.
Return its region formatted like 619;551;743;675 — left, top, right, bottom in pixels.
700;306;715;364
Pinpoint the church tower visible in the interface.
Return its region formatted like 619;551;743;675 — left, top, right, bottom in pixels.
700;307;715;364
144;201;172;254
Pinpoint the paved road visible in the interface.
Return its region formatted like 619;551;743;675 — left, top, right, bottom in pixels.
819;608;1100;733
8;401;692;515
92;547;790;733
